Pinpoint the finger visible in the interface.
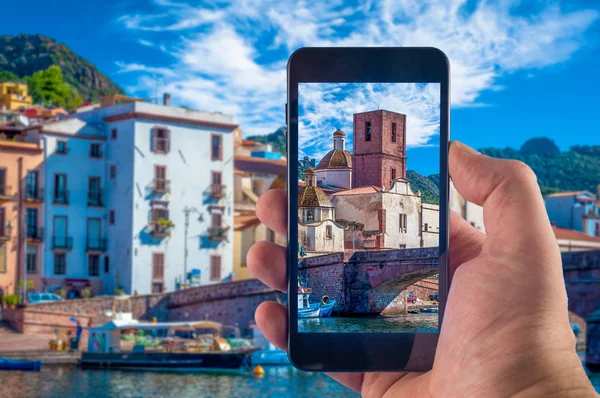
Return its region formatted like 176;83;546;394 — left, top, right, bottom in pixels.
449;141;554;246
255;302;365;392
449;210;485;280
256;189;287;236
246;241;287;292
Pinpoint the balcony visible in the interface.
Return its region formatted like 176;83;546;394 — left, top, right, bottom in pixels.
149;221;173;238
26;226;44;243
153;179;171;194
208;225;229;241
86;238;107;253
87;190;104;207
0;185;11;201
53;189;69;205
52;236;73;251
210;184;226;199
0;225;12;241
24;187;44;203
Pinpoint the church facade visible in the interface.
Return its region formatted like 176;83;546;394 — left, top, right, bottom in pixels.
298;109;439;254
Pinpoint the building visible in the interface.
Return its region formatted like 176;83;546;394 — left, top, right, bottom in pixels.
27;94;237;296
545;191;600;238
0;135;45;297
449;181;485;232
298;169;344;254
311;109;439;252
0;82;32;111
553;226;600;252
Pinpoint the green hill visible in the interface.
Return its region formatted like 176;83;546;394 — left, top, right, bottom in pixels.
247;126;287;155
479;137;600;196
0;34;124;102
406;170;440;205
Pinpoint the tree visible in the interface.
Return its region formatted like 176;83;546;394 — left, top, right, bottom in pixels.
519;137;560;158
25;65;82;109
0;70;20;82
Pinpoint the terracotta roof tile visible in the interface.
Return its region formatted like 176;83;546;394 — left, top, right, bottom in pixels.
234;156;286;175
298;186;332;207
234;213;262;231
316;149;352;169
552;226;600;243
331;186;382;196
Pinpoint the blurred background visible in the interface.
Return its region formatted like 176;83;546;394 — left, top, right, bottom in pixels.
0;0;598;396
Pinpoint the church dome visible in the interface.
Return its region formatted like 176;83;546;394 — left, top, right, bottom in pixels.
316;149;352;170
298;171;332;208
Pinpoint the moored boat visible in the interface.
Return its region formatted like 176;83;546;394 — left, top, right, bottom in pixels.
298;281;336;318
0;358;41;371
420;307;439;313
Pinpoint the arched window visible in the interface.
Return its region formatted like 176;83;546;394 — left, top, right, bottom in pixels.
306;210;314;222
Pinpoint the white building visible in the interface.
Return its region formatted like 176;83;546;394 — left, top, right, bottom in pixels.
33;95;236;296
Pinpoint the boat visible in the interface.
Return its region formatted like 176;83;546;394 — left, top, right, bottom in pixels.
420;308;439;313
0;358;41;371
80;316;252;370
251;349;290;365
298;281;336;318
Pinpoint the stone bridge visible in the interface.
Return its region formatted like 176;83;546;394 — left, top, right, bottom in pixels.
562;250;600;370
299;247;439;315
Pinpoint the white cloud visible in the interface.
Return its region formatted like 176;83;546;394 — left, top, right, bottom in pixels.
117;0;599;140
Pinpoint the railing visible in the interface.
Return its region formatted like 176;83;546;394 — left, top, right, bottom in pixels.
53;189;69;205
24;187;44;202
0;224;12;240
52;236;73;250
153;179;171;194
210;184;226;198
208;226;229;241
87;189;104;207
150;222;173;237
86;238;107;252
26;226;44;242
0;185;11;199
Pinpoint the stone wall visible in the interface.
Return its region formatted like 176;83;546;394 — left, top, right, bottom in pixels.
299;253;345;311
563;250;600;319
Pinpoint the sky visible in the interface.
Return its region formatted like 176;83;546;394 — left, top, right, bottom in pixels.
299;83;440;175
2;0;600;174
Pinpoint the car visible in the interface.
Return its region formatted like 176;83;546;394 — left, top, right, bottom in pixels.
406;292;417;304
28;292;63;304
429;293;439;302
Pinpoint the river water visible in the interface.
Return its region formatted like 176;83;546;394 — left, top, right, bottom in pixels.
299;313;439;333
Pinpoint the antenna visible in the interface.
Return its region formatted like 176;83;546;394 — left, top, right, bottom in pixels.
153;75;163;104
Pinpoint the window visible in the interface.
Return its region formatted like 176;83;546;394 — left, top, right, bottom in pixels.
211;134;222;161
110;165;117;179
152;282;164;294
104;256;110;274
154;165;167;192
26;208;38;238
152;127;170;153
391;122;397;143
391;168;396;180
87;218;102;250
211;212;222;228
0;168;6;196
88;254;100;276
424;223;429;232
90;143;102;158
54;174;68;204
152;253;164;280
109;210;115;225
25;171;40;200
57;140;67;154
26;245;37;274
399;214;407;233
0;243;6;273
54;253;66;275
53;216;68;248
0;208;5;238
210;255;221;281
326;225;332;239
306;210;314;222
152;207;169;223
111;128;118;140
596;222;600;237
88;177;102;207
365;121;372;141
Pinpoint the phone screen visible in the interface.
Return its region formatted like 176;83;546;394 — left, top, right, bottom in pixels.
297;82;441;333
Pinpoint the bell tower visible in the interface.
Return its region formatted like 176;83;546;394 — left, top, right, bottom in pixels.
352;109;407;189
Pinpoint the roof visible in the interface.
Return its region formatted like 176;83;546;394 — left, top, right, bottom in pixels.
234;156;286;175
298;186;333;207
332;186;382;196
316;149;352;170
297;181;340;195
234;213;262;231
270;170;286;190
333;129;345;137
552;226;600;243
241;139;260;147
546;191;596;199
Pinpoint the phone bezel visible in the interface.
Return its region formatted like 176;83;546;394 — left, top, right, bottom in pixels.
287;47;450;372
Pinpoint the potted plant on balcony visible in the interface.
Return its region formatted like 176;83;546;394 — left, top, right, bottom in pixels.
114;286;125;296
157;217;175;230
81;287;92;299
55;288;66;299
2;294;19;308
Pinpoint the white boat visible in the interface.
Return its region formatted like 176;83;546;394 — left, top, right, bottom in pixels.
298;283;336;318
252;349;290;365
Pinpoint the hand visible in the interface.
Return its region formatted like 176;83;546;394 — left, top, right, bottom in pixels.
247;141;597;397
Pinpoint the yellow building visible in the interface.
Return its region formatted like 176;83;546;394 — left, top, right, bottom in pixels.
0;82;33;111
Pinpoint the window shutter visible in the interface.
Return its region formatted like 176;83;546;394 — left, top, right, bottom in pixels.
151;127;156;152
166;129;171;153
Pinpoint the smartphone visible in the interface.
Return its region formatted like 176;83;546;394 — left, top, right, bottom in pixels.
286;47;450;372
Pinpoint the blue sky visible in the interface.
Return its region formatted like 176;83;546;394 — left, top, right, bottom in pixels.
2;0;600;175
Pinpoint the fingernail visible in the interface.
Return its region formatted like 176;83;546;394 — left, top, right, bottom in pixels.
452;141;480;155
